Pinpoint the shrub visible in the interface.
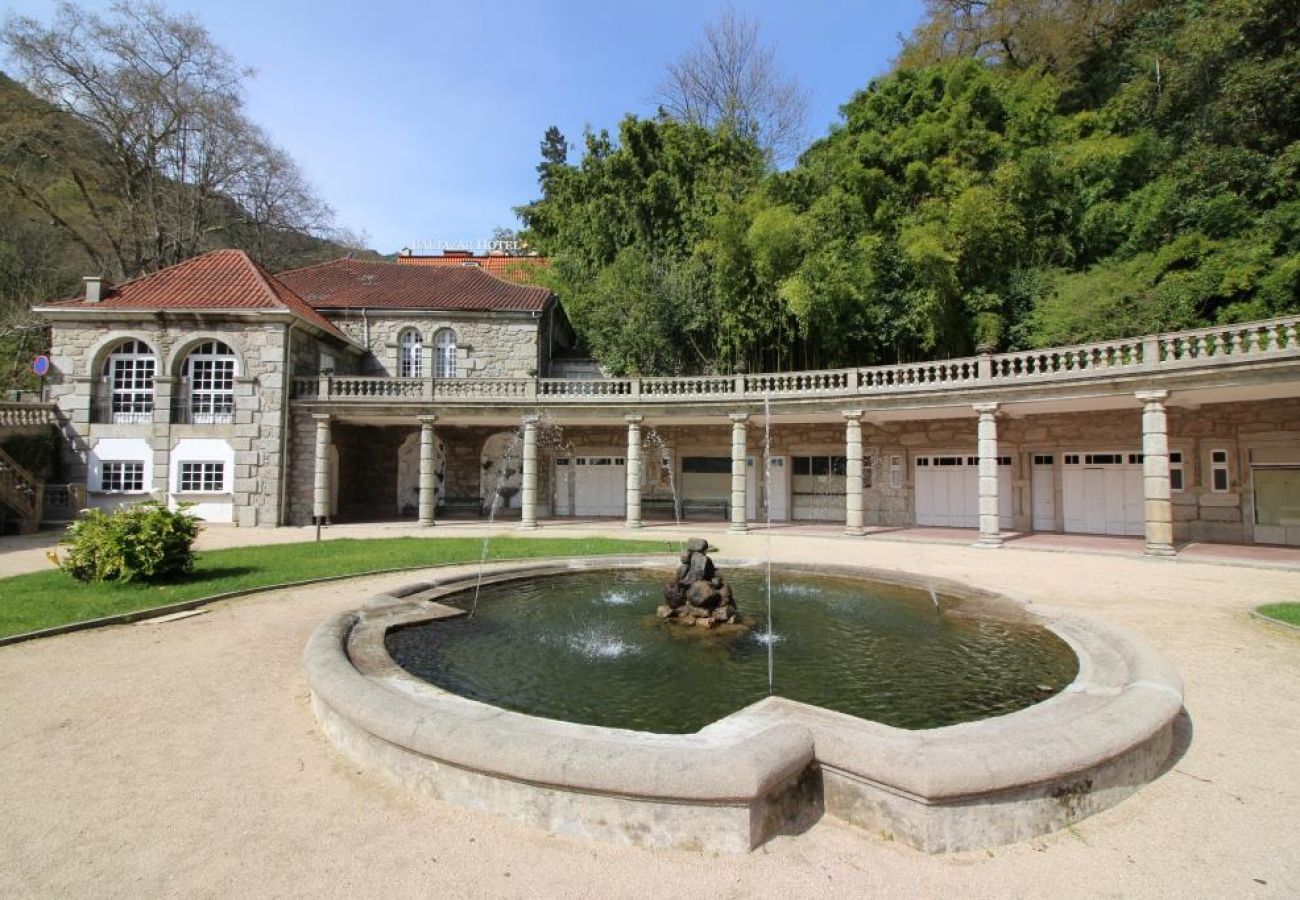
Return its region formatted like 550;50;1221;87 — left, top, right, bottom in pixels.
60;501;201;584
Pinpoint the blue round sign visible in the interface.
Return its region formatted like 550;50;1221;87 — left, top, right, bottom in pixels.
32;355;50;377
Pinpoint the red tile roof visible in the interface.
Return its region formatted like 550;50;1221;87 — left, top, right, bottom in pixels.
395;253;550;284
276;257;552;311
37;249;349;340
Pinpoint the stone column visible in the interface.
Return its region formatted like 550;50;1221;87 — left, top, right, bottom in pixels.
844;410;865;536
1137;390;1176;557
729;413;749;534
974;403;1002;547
417;414;438;527
520;416;540;530
625;415;643;529
312;414;332;525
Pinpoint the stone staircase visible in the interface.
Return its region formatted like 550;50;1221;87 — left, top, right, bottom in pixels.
0;446;43;535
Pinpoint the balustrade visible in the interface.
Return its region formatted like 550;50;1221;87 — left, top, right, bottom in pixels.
284;314;1300;408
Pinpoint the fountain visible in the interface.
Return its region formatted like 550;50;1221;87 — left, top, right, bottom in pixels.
305;556;1183;854
657;538;744;628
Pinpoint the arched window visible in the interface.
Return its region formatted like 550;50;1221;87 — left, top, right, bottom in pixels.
101;339;155;424
181;340;238;424
434;328;457;378
399;328;423;378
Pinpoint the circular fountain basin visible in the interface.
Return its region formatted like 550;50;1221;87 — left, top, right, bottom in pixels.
304;557;1183;854
385;568;1078;734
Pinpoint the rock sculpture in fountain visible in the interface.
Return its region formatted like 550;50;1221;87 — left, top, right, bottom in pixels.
658;538;743;629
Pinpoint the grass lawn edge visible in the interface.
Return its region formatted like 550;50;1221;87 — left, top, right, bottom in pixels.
0;542;675;648
1252;603;1300;632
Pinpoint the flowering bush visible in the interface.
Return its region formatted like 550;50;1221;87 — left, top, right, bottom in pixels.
60;501;200;583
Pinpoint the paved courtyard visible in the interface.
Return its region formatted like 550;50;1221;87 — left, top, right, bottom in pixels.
1;525;1298;898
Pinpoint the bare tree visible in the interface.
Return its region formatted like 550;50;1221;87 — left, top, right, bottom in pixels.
1;1;335;279
655;7;809;166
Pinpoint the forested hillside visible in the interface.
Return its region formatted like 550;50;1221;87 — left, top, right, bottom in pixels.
0;4;369;392
520;0;1300;376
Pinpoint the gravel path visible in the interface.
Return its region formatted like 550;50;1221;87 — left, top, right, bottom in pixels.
1;531;1297;898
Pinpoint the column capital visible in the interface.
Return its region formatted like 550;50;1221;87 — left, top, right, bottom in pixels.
312;413;332;424
729;412;749;424
624;414;644;425
842;409;864;422
1135;389;1169;404
418;414;439;426
973;402;999;415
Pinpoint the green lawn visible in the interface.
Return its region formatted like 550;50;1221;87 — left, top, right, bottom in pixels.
0;536;674;639
1256;602;1300;627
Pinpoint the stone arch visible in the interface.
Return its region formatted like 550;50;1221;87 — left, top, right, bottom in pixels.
480;431;523;512
86;332;161;378
396;430;447;516
166;332;247;377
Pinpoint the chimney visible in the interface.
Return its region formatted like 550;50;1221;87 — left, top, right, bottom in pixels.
83;276;105;304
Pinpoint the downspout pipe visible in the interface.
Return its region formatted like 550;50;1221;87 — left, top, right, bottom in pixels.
277;320;296;526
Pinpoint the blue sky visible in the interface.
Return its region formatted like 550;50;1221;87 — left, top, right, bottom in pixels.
4;1;925;254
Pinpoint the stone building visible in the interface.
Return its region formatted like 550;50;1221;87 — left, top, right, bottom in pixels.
28;248;1300;551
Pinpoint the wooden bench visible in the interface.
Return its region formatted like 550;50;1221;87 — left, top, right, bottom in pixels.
681;498;729;520
440;496;483;518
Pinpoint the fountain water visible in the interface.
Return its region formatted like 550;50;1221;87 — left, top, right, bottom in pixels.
469;412;568;620
763;391;774;694
641;427;682;525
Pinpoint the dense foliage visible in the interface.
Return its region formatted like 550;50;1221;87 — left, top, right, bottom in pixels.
59;501;200;584
521;0;1300;375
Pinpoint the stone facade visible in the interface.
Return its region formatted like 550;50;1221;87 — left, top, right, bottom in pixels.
47;318;343;527
333;313;542;378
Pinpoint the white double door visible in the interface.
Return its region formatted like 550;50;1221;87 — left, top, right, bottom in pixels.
1061;452;1144;536
569;456;626;517
914;454;1011;528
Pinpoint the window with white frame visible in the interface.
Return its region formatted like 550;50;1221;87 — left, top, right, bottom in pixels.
434;328;457;378
179;461;226;493
398;328;423;378
1170;451;1184;492
181;340;237;423
101;461;145;493
890;455;903;489
1210;449;1230;492
102;340;155;423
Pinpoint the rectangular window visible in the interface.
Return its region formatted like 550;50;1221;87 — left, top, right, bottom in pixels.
889;455;902;489
179;462;225;493
863;455;873;490
102;461;145;493
1211;449;1230;493
1064;454;1080;465
1034;454;1055;466
682;456;731;474
319;350;336;374
1170;451;1184;492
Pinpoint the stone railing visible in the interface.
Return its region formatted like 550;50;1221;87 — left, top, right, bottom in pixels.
289;314;1300;407
0;402;57;428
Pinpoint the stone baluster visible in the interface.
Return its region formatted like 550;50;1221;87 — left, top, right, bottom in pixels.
625;415;643;529
974;403;1002;548
1137;390;1176;557
312;413;332;525
729;413;749;534
520;416;539;530
844;410;865;536
418;414;438;527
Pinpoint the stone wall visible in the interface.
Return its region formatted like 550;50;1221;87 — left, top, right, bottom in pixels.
46;318;343;526
333;313;539;378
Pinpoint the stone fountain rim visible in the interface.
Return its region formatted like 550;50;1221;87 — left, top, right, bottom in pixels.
304;555;1183;807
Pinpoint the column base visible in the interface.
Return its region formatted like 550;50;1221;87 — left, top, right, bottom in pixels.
418;519;435;528
728;524;749;534
1143;542;1176;557
844;526;866;537
972;534;1004;548
518;522;540;531
625;520;643;529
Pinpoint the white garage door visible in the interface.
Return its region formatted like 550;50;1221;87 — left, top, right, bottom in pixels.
572;456;626;517
914;454;1012;528
1061;452;1144;536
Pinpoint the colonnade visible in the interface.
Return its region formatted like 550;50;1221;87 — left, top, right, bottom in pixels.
309;390;1174;556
